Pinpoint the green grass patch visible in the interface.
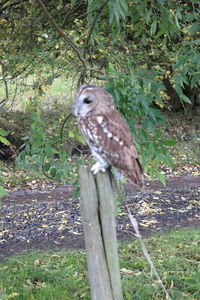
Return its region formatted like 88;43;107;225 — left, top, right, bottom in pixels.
0;76;73;111
171;138;200;167
0;228;199;300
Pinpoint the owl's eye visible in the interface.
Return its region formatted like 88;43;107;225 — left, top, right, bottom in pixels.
83;97;92;104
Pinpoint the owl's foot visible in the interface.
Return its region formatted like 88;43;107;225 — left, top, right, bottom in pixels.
91;162;107;174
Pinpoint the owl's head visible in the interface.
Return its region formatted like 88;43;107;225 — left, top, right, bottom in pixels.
73;85;115;118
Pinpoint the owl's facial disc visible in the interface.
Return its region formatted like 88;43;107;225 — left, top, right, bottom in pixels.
74;92;97;118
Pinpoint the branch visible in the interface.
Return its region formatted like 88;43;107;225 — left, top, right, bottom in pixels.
34;0;86;69
8;62;32;80
61;1;84;26
9;80;18;111
110;175;171;300
62;8;103;27
60;112;73;143
66;2;108;25
64;1;84;16
35;0;108;86
0;0;27;13
86;68;105;75
0;60;9;101
127;207;172;300
83;0;110;58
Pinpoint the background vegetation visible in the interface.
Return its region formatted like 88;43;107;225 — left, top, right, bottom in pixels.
0;0;199;193
0;2;199;299
1;228;200;299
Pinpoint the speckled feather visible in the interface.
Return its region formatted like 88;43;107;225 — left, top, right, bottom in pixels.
74;85;144;188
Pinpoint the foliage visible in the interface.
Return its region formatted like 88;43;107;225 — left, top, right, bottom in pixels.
0;0;199;107
0;128;10;146
0;228;200;299
0;0;199;183
15;112;81;186
103;65;176;182
14;73;176;185
0;185;7;197
0;128;9;196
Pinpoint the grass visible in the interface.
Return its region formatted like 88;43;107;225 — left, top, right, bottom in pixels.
0;227;199;300
0;76;74;111
0;76;199;300
171;137;200;167
165;111;200;168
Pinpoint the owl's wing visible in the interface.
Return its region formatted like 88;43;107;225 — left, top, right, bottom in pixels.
84;111;144;188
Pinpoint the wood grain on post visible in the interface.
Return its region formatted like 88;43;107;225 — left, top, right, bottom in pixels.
79;165;123;300
96;171;123;300
79;166;113;300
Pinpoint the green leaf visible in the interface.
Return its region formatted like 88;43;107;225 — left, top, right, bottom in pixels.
150;158;160;167
145;9;152;24
0;136;10;146
157;171;166;186
31;164;39;172
155;30;163;39
20;151;26;161
43;162;51;172
189;23;200;35
45;145;53;156
31;112;38;121
0;129;9;136
124;290;133;300
50;168;57;177
180;94;191;104
150;20;157;35
63;165;69;177
161;139;177;146
21;136;30;141
77;135;86;145
157;153;174;166
25;144;30;154
68;131;75;138
0;186;8;197
175;15;180;29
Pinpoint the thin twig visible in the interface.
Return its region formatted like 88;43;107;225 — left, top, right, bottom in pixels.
60;112;73;143
126;206;172;300
35;0;86;69
86;68;105;75
61;1;84;26
111;175;172;300
35;0;107;87
65;4;107;25
83;0;110;59
0;0;27;12
0;59;9;101
9;80;18;111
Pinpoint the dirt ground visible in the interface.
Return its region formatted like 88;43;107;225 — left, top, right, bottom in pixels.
0;175;200;260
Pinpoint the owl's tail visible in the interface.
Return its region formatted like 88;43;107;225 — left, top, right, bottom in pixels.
133;158;145;189
118;145;145;190
125;157;145;190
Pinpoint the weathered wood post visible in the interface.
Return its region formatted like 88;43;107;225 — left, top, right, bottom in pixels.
79;165;123;300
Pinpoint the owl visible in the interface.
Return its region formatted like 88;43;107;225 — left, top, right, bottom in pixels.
73;85;144;189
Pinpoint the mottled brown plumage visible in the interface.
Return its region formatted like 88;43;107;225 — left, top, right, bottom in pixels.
73;85;144;188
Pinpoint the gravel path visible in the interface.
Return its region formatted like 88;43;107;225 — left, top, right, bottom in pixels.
1;175;200;260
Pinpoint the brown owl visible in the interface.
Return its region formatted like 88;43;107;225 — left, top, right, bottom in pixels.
73;85;144;188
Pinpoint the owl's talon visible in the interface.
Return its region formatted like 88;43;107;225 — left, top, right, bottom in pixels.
91;162;106;174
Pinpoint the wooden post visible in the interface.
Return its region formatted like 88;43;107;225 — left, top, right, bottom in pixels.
79;165;123;300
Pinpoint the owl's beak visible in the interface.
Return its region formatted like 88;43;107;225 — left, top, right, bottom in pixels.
73;100;81;117
73;107;78;117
